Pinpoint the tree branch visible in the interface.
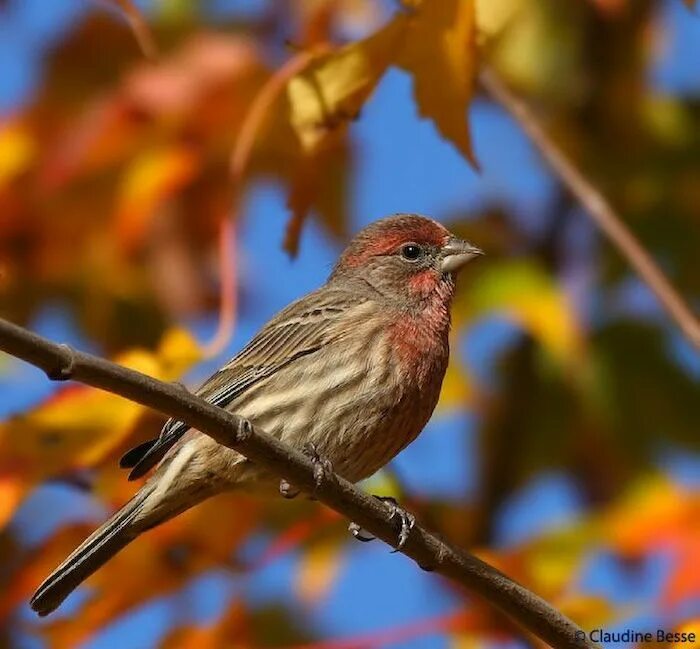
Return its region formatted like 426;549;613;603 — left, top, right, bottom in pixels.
0;317;596;649
479;67;700;351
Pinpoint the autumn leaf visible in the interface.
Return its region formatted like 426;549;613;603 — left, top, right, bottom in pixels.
114;145;200;251
601;476;700;608
0;524;95;622
518;521;600;596
603;476;696;557
284;132;351;255
161;601;249;649
0;328;202;528
252;510;336;570
663;540;700;608
26;495;259;648
0;122;35;187
295;537;345;604
287;16;407;153
438;353;474;409
395;0;479;167
557;595;614;632
458;260;582;365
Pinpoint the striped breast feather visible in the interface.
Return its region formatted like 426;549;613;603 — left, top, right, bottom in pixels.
120;288;374;480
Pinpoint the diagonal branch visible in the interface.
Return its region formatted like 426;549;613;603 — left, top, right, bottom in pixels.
0;317;596;649
479;67;700;351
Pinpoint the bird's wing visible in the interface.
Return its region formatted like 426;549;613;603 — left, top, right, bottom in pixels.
120;288;367;480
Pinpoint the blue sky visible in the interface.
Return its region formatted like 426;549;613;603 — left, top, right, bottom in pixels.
1;1;699;647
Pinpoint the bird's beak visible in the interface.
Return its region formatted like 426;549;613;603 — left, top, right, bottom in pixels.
440;238;484;275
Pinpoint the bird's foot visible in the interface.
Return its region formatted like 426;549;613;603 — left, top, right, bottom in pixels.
171;381;190;393
348;521;375;542
279;479;300;499
304;442;333;490
348;495;416;552
380;496;416;551
281;443;333;500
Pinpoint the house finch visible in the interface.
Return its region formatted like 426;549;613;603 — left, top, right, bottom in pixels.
30;213;482;616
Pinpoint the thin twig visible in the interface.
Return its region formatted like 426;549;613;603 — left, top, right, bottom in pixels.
108;0;158;60
201;218;238;359
479;66;700;351
200;52;317;358
0;318;596;649
229;51;316;184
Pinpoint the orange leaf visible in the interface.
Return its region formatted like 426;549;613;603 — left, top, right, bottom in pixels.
29;495;259;647
161;600;249;649
295;537;345;604
287;16;406;152
114;146;199;251
0;524;94;622
395;0;479;167
662;539;700;608
0;328;202;526
604;477;699;557
0;475;26;530
0;122;36;187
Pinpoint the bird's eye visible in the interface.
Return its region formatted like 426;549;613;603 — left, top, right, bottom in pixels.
400;243;423;261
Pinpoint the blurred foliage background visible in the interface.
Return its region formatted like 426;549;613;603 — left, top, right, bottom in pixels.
0;0;698;647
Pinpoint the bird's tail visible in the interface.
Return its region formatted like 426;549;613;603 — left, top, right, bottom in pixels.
30;465;220;617
29;484;153;617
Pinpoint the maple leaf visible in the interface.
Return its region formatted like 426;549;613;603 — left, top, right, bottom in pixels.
114;145;200;252
396;0;480;168
456;259;583;366
286;17;407;153
0;328;201;529
295;536;346;604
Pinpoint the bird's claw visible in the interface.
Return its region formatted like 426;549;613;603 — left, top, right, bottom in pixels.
279;478;299;499
171;381;190;393
279;444;332;500
348;521;375;542
348;496;416;551
304;442;333;490
380;496;416;552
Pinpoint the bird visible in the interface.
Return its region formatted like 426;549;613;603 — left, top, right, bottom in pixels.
30;213;483;616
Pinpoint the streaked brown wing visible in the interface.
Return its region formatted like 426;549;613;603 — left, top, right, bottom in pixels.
120;287;366;479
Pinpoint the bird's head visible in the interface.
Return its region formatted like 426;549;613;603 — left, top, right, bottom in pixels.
329;214;483;304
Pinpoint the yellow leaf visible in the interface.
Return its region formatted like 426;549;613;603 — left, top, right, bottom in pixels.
0;328;202;524
475;0;525;40
295;537;344;604
460;260;582;364
396;0;479;167
115;145;198;251
450;635;486;649
0;123;35;186
557;595;614;631
676;619;700;645
0;475;26;529
438;354;473;409
287;16;407;152
604;476;697;557
158;327;204;377
524;521;599;595
474;0;581;95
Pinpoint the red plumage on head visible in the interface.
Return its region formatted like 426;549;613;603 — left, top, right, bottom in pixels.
331;213;450;274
